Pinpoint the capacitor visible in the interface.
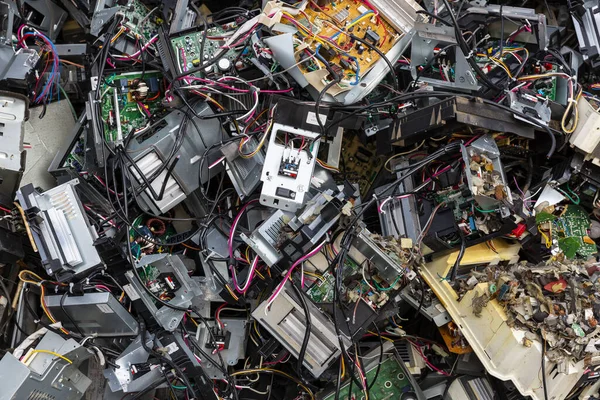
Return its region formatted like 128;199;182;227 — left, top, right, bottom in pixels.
590;220;600;239
218;58;232;72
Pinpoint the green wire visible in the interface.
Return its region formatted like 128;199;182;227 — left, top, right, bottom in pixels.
555;186;580;205
374;275;402;291
566;183;581;204
474;205;497;213
58;84;77;120
172;385;187;390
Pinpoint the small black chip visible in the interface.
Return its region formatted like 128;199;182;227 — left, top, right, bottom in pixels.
364;29;380;46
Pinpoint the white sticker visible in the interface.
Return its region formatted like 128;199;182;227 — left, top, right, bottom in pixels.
97;303;114;314
306;111;327;126
123;284;140;301
164;342;179;355
405;270;417;281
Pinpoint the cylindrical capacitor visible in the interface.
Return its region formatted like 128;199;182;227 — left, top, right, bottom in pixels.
218;58;232;72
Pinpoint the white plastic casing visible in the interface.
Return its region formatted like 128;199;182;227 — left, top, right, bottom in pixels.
259;122;319;212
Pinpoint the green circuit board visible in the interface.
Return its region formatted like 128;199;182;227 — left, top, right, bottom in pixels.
170;25;243;76
322;357;414;400
554;204;596;259
121;0;160;42
100;71;164;143
433;185;472;221
306;257;362;303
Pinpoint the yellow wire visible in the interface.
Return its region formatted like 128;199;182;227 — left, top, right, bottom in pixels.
230;368;314;400
245;247;252;264
192;91;226;110
489;57;512;78
253;321;263;339
341;358;345;378
18;270;44;284
303;271;325;282
14;202;37;252
337;12;375;45
110;27;126;44
225;284;239;301
562;89;582;134
316;158;340;172
27;349;73;364
538;227;552;248
186;312;199;327
384;140;425;172
367;330;395;343
239;107;276;159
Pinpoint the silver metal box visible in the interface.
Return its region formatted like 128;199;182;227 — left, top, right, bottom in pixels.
45;292;139;337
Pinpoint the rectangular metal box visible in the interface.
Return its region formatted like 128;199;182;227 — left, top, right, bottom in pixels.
45;292;139;337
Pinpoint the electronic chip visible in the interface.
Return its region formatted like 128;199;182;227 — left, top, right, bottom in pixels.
364;29;380;46
332;9;350;24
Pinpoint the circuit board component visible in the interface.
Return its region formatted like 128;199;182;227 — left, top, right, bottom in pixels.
170;24;245;76
100;71;164;143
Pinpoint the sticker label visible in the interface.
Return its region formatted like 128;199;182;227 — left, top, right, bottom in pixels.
97;303;114;314
164;342;179;355
123;284;140;301
306;111;327;126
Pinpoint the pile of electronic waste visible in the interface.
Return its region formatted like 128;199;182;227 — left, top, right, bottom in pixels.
3;0;600;399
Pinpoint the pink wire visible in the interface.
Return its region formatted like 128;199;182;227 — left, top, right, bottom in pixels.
231;256;259;294
95;284;112;292
228;199;259;258
267;241;327;306
112;36;158;60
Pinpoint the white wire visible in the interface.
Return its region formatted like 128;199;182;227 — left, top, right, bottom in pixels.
181;85;248;110
361;261;377;291
524;186;543;201
236;385;269;394
246;53;317;83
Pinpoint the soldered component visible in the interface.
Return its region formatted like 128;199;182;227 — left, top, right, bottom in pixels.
278;154;300;179
332;8;350;24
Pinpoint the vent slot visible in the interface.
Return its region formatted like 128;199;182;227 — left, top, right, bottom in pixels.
28;389;55;400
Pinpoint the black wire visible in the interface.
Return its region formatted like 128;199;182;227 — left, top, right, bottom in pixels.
0;278;14;338
441;0;500;91
411;44;458;90
190;308;238;400
450;229;466;281
416;9;452;26
129;375;169;400
413;272;426;318
541;338;549;400
291;282;311;382
367;323;384;392
162;366;179;400
157;155;181;201
60;292;84;336
499;5;504;59
315;79;341;139
349;34;399;93
335;358;343;400
139;320;198;399
180;323;227;373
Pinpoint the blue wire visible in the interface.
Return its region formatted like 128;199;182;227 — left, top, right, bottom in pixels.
331;11;374;40
349;57;360;85
29;31;59;104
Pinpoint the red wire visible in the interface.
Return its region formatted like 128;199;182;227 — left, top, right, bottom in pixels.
215;303;227;330
0;206;11;214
